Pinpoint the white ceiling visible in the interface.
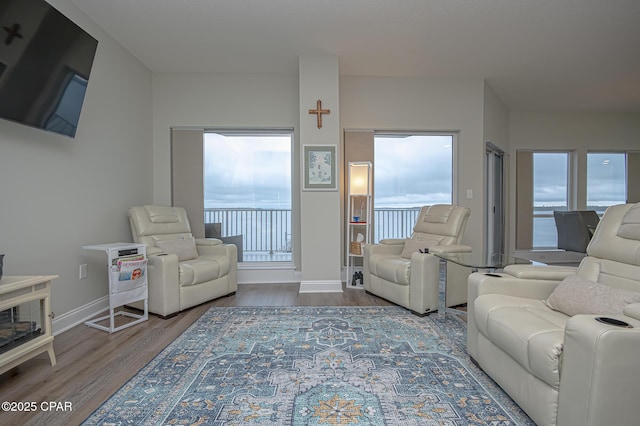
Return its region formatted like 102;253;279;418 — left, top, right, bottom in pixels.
70;0;640;113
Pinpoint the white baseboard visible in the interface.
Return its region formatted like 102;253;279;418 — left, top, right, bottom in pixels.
298;280;343;293
52;296;109;336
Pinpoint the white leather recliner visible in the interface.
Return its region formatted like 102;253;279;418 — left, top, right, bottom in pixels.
363;204;471;315
468;202;640;426
128;205;237;318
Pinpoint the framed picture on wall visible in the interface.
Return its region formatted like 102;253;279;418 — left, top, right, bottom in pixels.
303;145;337;191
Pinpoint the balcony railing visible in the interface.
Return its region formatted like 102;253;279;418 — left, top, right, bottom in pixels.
205;208;292;255
204;207;421;260
372;207;421;243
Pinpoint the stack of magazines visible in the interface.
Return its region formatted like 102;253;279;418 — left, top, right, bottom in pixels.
118;258;147;281
111;255;147;292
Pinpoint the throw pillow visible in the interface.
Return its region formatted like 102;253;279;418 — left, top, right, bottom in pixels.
400;236;444;259
544;274;640;316
155;236;198;261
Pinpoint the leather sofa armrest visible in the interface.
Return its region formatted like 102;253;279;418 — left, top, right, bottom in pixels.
197;241;238;260
146;252;180;316
197;238;222;246
467;271;564;360
503;264;576;280
403;245;471;314
557;314;640;425
364;242;404;256
147;252;179;278
623;303;640;321
468;271;561;301
195;242;238;293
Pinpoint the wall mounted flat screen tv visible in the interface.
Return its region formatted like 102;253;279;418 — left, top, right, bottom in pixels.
0;0;98;138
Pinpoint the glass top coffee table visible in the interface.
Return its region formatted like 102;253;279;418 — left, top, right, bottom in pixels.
432;251;529;320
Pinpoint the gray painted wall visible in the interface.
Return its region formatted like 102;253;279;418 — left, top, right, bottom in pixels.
0;0;153;327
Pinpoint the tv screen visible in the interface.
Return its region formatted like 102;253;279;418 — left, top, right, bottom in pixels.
0;0;98;138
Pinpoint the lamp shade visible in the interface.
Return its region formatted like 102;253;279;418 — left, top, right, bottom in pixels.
349;162;371;195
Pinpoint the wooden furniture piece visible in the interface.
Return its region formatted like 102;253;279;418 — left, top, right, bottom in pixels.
83;243;148;333
0;275;58;374
346;162;372;289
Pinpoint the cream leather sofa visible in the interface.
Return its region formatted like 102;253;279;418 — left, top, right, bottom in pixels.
468;203;640;426
128;205;237;318
363;204;471;315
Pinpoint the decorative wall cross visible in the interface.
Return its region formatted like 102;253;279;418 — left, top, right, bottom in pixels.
308;100;330;129
3;23;22;45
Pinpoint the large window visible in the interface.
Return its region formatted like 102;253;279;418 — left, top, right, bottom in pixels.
533;152;569;248
204;130;292;262
517;150;638;250
587;152;626;216
373;133;454;242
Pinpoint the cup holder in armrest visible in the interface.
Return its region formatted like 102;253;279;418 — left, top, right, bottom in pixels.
595;317;633;328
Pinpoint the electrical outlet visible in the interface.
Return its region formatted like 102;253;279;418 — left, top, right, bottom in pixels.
79;264;88;280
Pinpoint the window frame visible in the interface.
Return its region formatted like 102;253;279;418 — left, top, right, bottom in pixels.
517;149;639;251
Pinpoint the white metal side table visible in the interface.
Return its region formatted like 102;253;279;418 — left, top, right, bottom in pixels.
83;243;148;333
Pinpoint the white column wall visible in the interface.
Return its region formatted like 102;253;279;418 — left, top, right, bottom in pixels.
298;56;342;292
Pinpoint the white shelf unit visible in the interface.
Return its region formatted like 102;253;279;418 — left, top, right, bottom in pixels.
83;243;148;333
346;161;372;289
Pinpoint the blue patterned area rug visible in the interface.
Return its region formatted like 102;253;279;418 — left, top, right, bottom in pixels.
82;306;533;425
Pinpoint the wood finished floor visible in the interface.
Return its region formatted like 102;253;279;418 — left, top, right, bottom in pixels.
0;283;395;426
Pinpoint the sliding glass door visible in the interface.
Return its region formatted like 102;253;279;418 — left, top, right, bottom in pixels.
373;133;454;243
204;130;293;263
